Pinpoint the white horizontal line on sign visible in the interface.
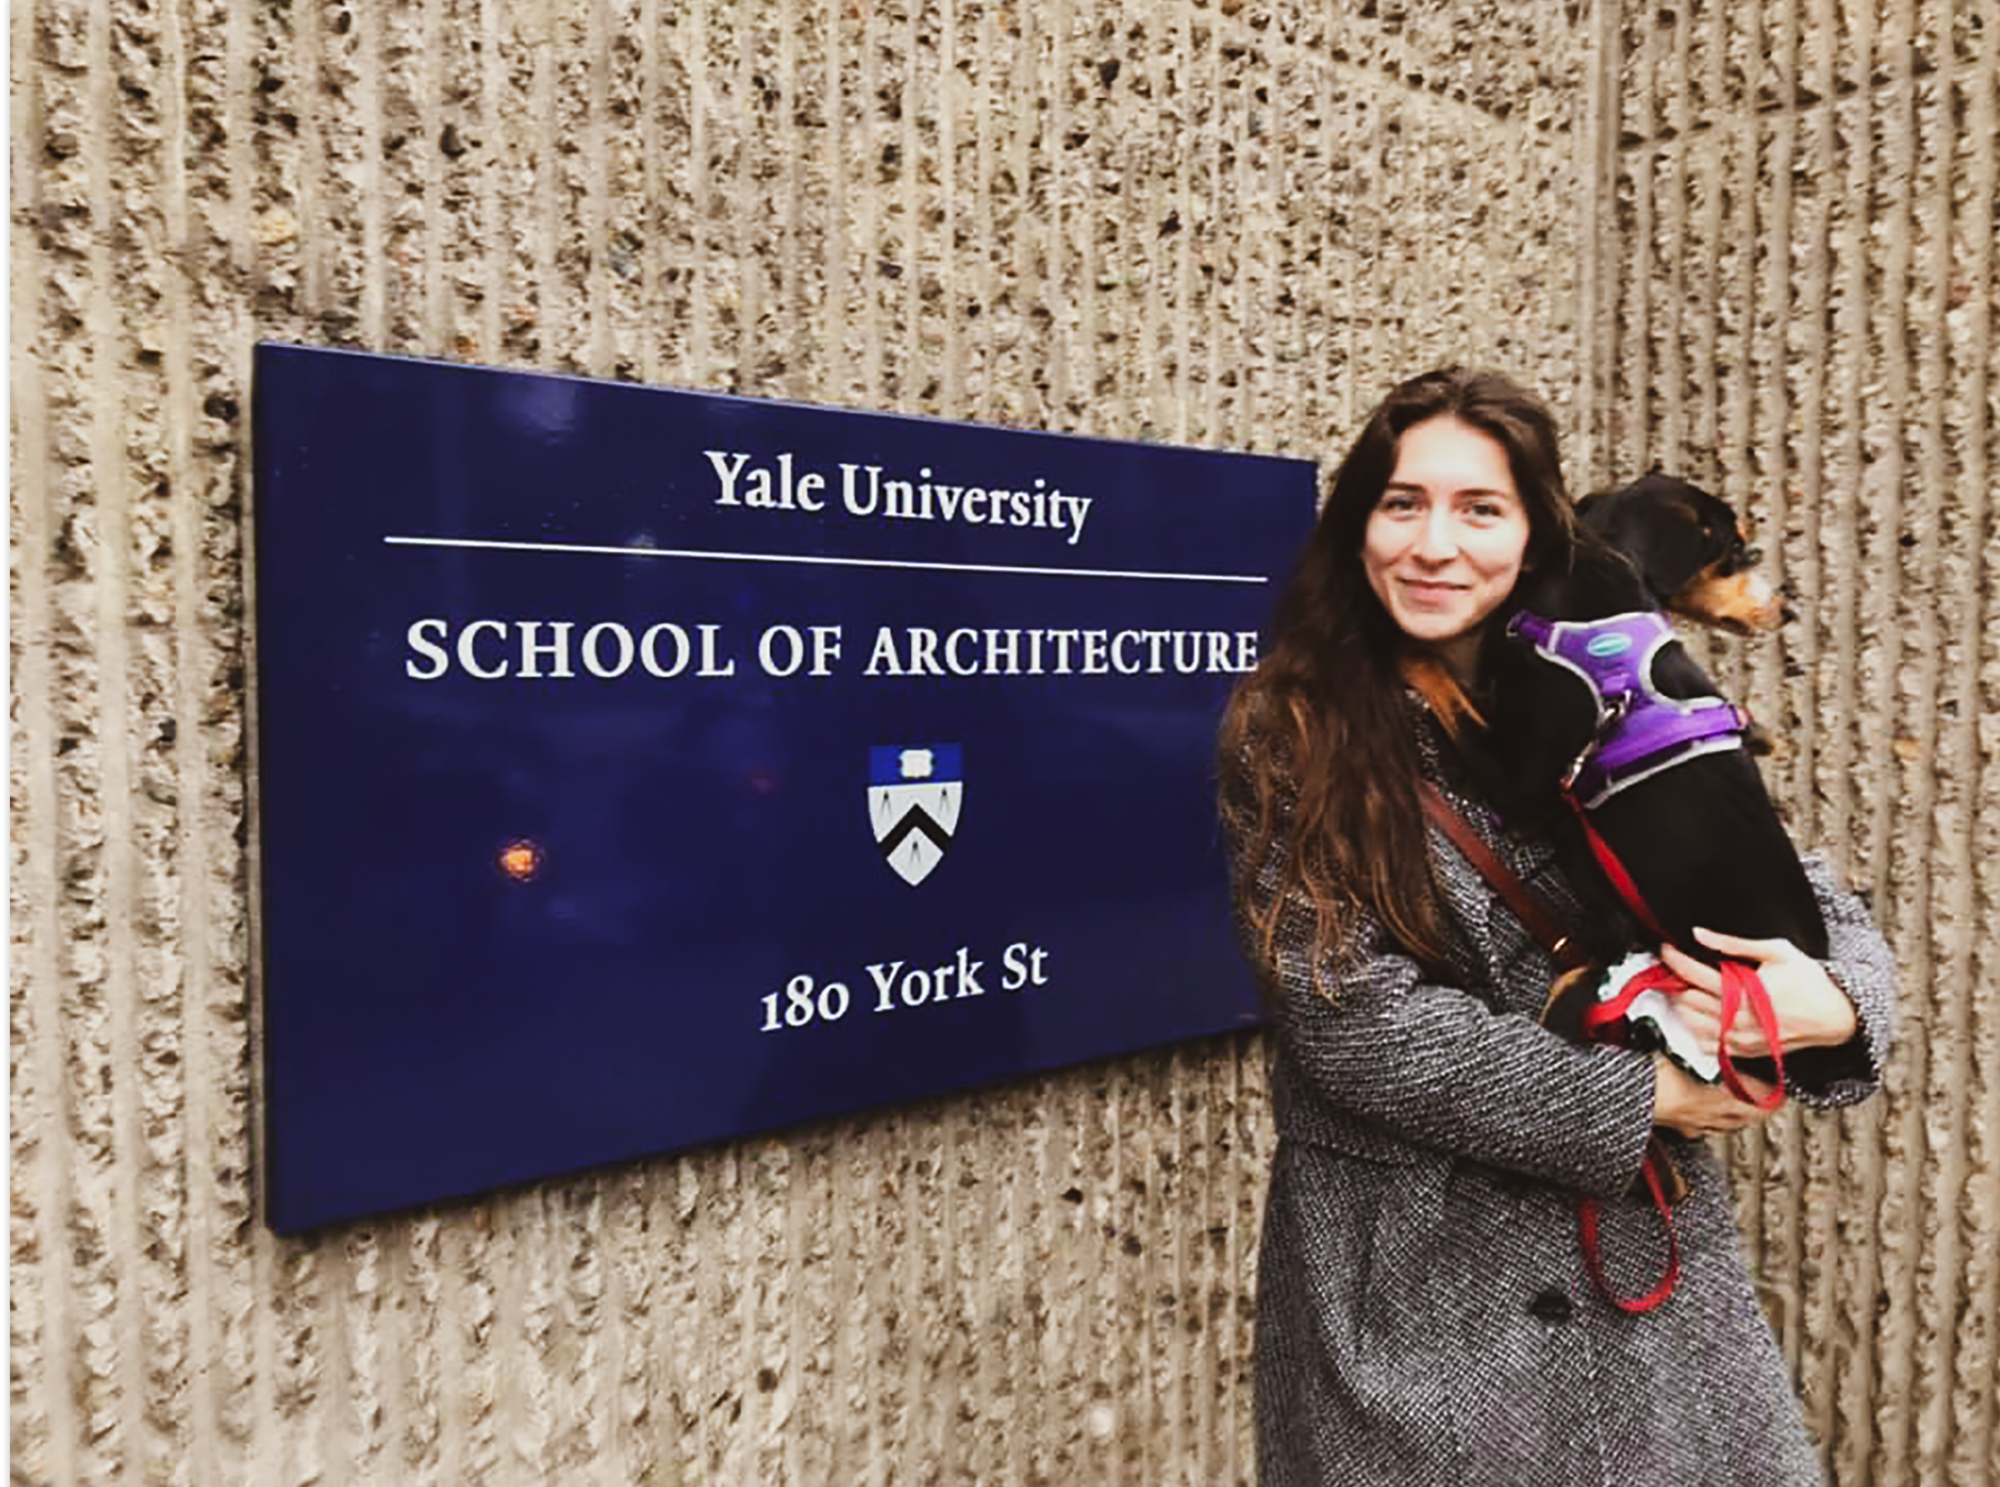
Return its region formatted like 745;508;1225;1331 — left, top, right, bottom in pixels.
382;534;1270;585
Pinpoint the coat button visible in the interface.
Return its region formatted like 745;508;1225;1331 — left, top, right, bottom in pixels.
1529;1289;1574;1324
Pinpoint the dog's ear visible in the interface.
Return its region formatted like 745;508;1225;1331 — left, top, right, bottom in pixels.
1678;488;1753;561
1587;495;1713;603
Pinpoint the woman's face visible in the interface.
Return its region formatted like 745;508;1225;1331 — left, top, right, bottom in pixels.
1361;415;1532;679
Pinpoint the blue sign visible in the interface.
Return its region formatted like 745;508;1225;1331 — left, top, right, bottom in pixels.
252;343;1315;1232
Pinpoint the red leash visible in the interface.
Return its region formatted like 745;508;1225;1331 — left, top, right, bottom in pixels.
1566;794;1787;1106
1566;794;1669;942
1581;958;1682;1035
1714;960;1786;1110
1575;958;1685;1313
1578;1159;1681;1314
1573;956;1786;1313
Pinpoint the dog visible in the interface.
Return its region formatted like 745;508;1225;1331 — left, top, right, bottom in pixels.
1409;470;1826;1093
1422;471;1827;1309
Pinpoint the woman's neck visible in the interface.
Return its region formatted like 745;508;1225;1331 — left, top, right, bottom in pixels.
1398;645;1489;742
1427;632;1484;690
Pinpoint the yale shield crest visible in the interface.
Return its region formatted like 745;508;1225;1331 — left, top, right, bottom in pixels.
868;744;963;886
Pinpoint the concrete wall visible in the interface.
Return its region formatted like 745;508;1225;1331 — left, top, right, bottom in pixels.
1588;3;1998;1482
7;0;1991;1483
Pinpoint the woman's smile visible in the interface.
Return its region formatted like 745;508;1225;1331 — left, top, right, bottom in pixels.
1398;577;1468;604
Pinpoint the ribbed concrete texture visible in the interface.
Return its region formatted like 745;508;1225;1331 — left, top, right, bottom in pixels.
1588;2;1999;1484
7;0;1991;1482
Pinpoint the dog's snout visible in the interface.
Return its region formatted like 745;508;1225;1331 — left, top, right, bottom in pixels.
1744;545;1763;566
1780;602;1799;624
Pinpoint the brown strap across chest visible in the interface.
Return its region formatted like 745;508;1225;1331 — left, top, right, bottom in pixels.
1418;780;1589;972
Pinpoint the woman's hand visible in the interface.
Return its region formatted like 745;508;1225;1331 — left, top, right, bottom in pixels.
1651;1055;1781;1139
1658;926;1858;1057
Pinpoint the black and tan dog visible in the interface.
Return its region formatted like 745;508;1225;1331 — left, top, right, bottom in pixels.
1411;472;1825;1081
1515;474;1819;953
1413;471;1827;1307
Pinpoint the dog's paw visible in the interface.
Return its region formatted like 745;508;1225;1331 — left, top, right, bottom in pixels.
1541;965;1608;1044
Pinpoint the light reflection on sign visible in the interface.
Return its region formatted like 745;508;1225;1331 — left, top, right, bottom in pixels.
498;841;541;882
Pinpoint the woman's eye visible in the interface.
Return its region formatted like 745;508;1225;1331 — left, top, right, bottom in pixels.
1467;500;1508;521
1379;494;1418;514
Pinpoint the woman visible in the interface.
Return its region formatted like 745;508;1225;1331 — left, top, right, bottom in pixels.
1217;368;1895;1486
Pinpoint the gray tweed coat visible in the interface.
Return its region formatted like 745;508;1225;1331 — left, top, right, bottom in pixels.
1227;700;1897;1487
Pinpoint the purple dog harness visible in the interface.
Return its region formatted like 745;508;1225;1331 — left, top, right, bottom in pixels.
1506;609;1750;810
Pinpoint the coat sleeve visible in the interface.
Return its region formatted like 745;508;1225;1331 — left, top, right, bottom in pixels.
1262;908;1659;1198
1229;795;1661;1198
1779;851;1898;1107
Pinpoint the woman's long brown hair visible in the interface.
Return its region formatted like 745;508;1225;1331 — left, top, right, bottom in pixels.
1218;368;1580;993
